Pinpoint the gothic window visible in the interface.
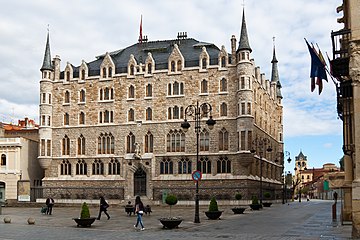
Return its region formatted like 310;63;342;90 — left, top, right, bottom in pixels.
166;130;185;152
81;69;85;80
173;82;179;95
201;104;209;118
221;56;226;67
173;106;180;119
198;157;211;174
92;159;104;175
128;109;135;122
201;79;208;93
144;131;153;153
108;159;120;175
108;67;112;77
79;90;86;103
79;112;85;125
64;91;70;104
41;139;46;156
60;160;71;175
202;58;207;69
129;85;135;98
1;154;6;166
168;84;172;95
168;107;172;120
171;61;175;72
146;107;152;121
66;71;70;81
147;63;152;74
160;158;173;174
47;139;51;156
177;60;182;71
76;159;87;175
240;77;245;89
247;131;252;151
220;102;227;116
102;67;107;78
240;131;246;150
241;102;246;115
200;129;209;151
178;158;192;174
130;65;135;75
77;134;85;155
217;156;231;173
146;84;152;97
64;113;69;126
42;93;46;103
219;128;229;151
97;133;114;154
220;78;227;92
168;82;184;96
62;135;70;155
126;132;136;153
247;102;252;115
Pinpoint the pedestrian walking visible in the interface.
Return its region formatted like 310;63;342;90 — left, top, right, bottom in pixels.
334;192;338;203
134;196;145;230
45;196;54;215
97;196;110;220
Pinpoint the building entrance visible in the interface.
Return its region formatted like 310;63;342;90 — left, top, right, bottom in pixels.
0;182;5;203
134;168;146;196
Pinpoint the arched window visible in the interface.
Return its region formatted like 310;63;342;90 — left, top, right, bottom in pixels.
76;159;87;175
108;67;112;77
79;112;85;125
171;61;175;72
173;82;179;95
177;60;182;71
129;85;135;98
217;156;231;173
146;107;152;121
198;157;211;174
64;113;69;126
1;154;6;166
79;90;85;103
200;129;209;151
220;102;227;116
144;131;153;153
66;71;70;81
128;109;135;122
220;78;227;92
92;159;104;175
81;69;85;80
201;79;208;93
64;91;70;104
62;135;70;155
98;133;115;154
168;83;172;96
102;67;107;78
146;84;152;97
130;65;135;75
219;128;229;151
173;106;180;119
166;130;185;152
147;63;152;74
160;158;173;174
178;158;192;174
60;160;71;175
202;58;207;69
221;56;226;67
126;132;136;153
77;134;85;155
108;159;120;175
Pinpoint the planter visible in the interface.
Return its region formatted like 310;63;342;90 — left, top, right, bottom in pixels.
73;217;97;227
231;207;246;214
249;204;262;210
262;202;272;207
159;217;183;229
3;217;11;223
205;211;223;220
27;217;35;224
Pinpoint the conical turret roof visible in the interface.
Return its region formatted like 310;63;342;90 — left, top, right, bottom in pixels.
237;8;252;53
271;45;282;98
40;32;53;71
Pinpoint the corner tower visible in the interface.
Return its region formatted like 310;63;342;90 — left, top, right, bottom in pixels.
38;31;54;170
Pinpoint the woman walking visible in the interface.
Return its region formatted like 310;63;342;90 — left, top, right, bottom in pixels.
97;196;110;220
134;196;145;230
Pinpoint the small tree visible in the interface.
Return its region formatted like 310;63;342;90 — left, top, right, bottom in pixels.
208;197;219;212
80;202;90;219
264;192;271;199
235;193;242;200
165;194;178;218
251;195;259;205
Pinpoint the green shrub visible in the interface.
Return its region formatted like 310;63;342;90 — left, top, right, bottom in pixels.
208;197;219;212
235;193;242;200
80;202;90;219
165;194;178;218
251;196;259;205
264;192;271;199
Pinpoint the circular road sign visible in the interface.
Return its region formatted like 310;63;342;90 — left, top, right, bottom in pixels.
192;170;202;182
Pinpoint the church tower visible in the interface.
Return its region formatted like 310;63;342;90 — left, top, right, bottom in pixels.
38;32;54;170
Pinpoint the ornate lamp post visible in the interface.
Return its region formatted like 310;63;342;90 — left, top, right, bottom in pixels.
181;101;216;223
250;137;272;205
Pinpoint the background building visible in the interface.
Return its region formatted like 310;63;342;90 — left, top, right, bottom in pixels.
38;10;284;203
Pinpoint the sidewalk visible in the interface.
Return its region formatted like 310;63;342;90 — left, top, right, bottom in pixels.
0;200;353;240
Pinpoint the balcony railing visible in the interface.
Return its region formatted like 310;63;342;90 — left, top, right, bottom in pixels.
330;28;351;79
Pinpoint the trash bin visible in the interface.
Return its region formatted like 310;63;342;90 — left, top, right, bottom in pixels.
162;190;168;204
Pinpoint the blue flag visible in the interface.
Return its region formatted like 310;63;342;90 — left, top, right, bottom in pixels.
305;38;328;94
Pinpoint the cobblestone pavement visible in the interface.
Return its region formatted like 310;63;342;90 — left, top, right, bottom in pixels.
0;200;352;240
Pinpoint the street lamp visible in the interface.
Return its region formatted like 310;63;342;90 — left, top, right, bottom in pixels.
181;101;216;223
250;137;272;205
280;151;291;204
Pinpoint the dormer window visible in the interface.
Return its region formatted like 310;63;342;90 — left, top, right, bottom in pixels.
81;69;85;80
102;67;107;78
147;63;152;74
130;65;135;75
66;71;70;81
108;67;112;77
221;56;226;67
171;61;175;72
202;58;207;69
177;60;182;71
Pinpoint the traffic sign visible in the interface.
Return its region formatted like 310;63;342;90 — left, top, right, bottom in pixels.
192;170;202;181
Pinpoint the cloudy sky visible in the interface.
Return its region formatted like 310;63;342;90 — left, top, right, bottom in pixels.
0;0;343;171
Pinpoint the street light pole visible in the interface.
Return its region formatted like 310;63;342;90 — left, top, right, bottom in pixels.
181;101;216;223
251;137;272;205
280;151;291;204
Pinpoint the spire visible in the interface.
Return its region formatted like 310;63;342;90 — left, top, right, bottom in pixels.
40;30;53;71
271;37;282;98
237;8;252;53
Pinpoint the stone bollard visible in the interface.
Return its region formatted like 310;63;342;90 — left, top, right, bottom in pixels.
4;217;11;223
27;217;35;225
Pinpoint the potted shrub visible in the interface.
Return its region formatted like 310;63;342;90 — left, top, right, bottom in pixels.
249;195;262;210
159;194;183;229
263;192;272;207
205;197;223;220
73;202;97;227
231;193;246;214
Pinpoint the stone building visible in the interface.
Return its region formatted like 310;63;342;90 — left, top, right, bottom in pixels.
38;10;284;202
330;0;360;237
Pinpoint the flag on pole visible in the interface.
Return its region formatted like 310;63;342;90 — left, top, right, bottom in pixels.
139;15;143;43
304;38;328;94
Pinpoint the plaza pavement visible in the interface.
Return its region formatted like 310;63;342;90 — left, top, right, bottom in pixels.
0;199;353;240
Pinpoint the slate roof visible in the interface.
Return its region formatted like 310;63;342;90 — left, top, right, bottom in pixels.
66;38;223;78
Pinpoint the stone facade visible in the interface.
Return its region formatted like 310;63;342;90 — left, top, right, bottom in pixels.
38;11;284;202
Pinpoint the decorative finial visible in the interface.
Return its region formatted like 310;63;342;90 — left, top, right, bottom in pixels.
272;36;275;47
242;0;245;7
47;24;50;33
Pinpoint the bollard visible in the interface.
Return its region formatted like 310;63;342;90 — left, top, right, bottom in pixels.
332;203;337;221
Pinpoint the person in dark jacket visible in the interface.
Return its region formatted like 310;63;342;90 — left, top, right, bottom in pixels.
97;196;110;220
45;197;54;215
